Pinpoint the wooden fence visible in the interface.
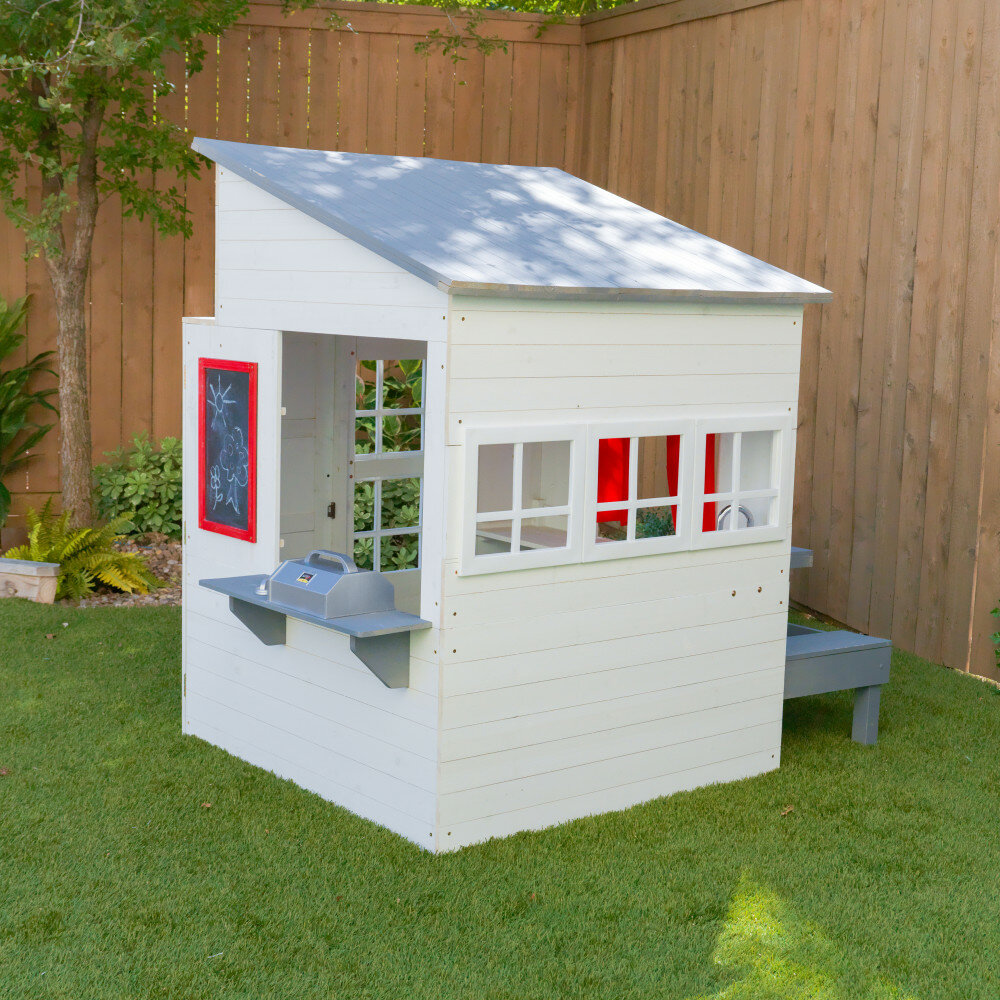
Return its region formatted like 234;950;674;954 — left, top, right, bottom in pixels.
575;0;1000;679
3;0;1000;679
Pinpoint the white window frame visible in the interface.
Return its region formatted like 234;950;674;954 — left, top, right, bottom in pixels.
351;475;422;574
692;414;793;549
462;424;586;575
353;358;423;460
583;419;695;562
351;356;424;574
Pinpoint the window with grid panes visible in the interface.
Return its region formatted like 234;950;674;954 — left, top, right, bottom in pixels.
352;358;423;573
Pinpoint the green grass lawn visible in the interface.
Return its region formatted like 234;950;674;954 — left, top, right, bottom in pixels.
2;600;999;999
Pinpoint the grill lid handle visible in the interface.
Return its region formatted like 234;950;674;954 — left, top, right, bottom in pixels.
305;550;359;574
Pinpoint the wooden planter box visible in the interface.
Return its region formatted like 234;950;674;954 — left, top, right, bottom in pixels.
0;559;60;604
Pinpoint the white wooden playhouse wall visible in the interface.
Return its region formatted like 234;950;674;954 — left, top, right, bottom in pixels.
181;311;442;850
213;165;447;343
435;298;803;849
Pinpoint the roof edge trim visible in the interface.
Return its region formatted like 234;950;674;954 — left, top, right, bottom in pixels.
193;136;451;292
443;280;834;305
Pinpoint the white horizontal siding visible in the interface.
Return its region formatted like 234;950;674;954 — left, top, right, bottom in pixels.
439;721;780;833
448;343;801;380
438;586;785;665
214;167;447;341
187;660;436;797
217;269;444;309
440;691;782;793
432;300;799;849
217;238;403;273
444;628;786;702
186;714;434;847
444;548;788;623
448;373;798;415
440;748;777;850
441;667;784;764
184;600;439;848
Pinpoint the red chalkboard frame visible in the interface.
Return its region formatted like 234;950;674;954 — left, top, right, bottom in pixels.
198;357;258;542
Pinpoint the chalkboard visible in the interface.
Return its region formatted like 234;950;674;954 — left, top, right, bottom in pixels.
198;358;258;541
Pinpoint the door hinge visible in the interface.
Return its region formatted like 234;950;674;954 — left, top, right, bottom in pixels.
327;502;336;519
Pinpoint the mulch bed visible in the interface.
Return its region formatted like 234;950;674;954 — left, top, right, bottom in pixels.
70;532;182;608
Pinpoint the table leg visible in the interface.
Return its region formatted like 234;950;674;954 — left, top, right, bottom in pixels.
852;685;882;745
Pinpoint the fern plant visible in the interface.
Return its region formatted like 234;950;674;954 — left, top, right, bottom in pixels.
2;498;158;600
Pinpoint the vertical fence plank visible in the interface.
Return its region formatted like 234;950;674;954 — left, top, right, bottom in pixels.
367;32;399;156
563;40;584;174
846;0;910;630
424;51;456;159
948;0;1000;672
867;0;934;640
765;7;799;269
823;0;886;625
217;26;249;143
784;0;819;275
536;45;569;168
691;19;716;236
915;0;984;661
88;196;123;462
790;0;840;597
152;51;189;443
751;4;782;260
338;29;370;152
481;46;514;165
121;202;155;442
663;26;687;218
395;37;426;156
578;41;611;185
705;14;731;242
804;0;866;617
733;9;765;255
279;27;311;148
185;39;220;322
510;42;541;166
891;0;961;653
309;28;340;150
453;48;486;163
248;24;281;144
23;172;59;498
679;20;702;226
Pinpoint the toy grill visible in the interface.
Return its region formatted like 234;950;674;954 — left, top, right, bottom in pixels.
200;550;428;688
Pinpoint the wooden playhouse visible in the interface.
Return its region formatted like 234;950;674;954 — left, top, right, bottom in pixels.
181;139;831;851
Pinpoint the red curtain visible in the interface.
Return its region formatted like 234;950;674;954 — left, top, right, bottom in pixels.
703;434;716;531
597;438;629;523
597;437;685;526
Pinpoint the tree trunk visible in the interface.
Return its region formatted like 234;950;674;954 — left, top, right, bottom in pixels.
47;260;93;528
41;100;102;529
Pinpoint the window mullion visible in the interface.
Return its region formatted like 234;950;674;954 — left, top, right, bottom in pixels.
511;443;524;553
626;437;639;541
374;361;384;455
729;433;742;532
373;478;382;570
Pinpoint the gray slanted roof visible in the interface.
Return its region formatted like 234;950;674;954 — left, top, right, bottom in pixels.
193;138;832;304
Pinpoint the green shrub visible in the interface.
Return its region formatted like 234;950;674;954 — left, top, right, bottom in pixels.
353;478;420;572
636;505;675;539
0;294;57;530
3;498;157;600
94;434;182;539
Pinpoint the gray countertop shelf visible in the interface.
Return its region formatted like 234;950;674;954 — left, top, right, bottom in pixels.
200;574;431;688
